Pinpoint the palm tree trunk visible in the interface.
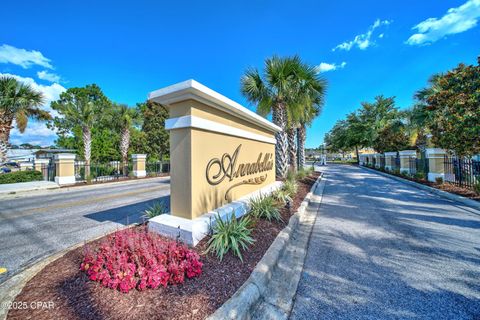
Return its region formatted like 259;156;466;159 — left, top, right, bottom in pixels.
82;126;92;181
0;116;13;163
120;127;130;175
297;124;306;170
287;126;297;172
272;103;288;179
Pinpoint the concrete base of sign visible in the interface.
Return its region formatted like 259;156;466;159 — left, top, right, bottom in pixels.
148;181;283;246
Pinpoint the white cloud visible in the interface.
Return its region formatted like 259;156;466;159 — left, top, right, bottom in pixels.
0;44;53;69
37;70;61;83
333;19;392;51
406;0;480;45
1;72;66;146
316;61;347;73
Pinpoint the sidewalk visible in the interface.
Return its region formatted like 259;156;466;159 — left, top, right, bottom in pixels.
0;181;59;196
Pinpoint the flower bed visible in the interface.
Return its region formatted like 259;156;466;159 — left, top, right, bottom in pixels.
7;172;319;320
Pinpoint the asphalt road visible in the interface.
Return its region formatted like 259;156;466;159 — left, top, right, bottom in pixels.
0;177;170;284
291;164;480;320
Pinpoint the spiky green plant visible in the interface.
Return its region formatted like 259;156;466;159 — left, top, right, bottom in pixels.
286;168;296;182
206;213;254;262
249;195;282;221
296;169;307;180
272;189;292;206
144;201;168;218
282;179;298;197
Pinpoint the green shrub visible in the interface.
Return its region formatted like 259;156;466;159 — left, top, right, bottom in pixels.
296;169;307;180
271;189;292;206
401;170;409;176
286;169;296;183
282;179;298;197
144;200;169;218
435;176;444;185
414;172;426;181
474;181;480;195
206;213;254;262
0;170;43;184
249;195;282;221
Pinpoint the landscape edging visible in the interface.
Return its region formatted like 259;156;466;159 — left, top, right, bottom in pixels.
207;173;323;320
360;165;480;212
0;225;134;320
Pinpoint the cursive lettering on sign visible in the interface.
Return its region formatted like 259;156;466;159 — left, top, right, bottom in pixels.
206;145;274;198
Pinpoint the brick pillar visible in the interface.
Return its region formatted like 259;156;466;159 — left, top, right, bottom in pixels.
384;152;396;170
426;148;446;182
399;150;416;174
132;154;147;178
34;158;50;180
54;153;76;185
374;154;382;168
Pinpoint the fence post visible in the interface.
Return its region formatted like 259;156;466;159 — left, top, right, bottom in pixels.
426;148;446;182
34;158;50;180
54;153;76;185
399;150;416;174
132;154;147;178
384;152;396;170
359;154;365;165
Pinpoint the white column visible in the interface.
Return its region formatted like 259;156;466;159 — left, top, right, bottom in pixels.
426;148;447;182
384;152;396;170
399;150;416;174
54;153;76;185
132;154;147;178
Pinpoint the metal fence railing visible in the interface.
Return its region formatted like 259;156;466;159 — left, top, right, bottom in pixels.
379;155;385;170
408;157;429;177
444;156;480;190
146;161;170;176
74;161;129;183
390;155;400;171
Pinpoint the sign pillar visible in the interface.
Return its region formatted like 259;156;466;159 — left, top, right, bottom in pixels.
426;148;446;182
147;80;281;245
54;153;76;185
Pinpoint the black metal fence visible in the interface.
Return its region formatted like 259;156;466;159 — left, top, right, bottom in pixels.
74;162;129;183
389;155;400;171
444;156;480;190
408;157;429;177
379;155;386;170
146;161;170;176
38;162;56;181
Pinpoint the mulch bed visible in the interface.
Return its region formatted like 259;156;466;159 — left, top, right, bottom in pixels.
367;167;480;202
8;172;319;320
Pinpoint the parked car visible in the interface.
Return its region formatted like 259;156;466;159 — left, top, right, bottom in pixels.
0;167;12;174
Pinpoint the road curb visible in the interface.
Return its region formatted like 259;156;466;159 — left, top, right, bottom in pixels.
0;225;134;320
360;166;480;213
207;173;325;320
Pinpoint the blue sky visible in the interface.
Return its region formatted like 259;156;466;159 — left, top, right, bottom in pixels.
1;0;479;148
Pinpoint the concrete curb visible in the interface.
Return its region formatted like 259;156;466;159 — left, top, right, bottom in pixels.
0;225;134;320
360;166;480;212
207;173;324;320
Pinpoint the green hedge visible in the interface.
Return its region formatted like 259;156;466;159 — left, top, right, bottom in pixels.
0;170;44;184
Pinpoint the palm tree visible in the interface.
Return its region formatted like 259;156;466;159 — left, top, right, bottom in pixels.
50;85;108;180
294;63;327;170
241;55;305;178
111;104;141;174
0;76;48;162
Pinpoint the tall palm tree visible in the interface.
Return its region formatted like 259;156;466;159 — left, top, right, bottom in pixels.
111;104;141;174
50;85;108;179
295;63;327;170
0;76;48;162
241;55;304;178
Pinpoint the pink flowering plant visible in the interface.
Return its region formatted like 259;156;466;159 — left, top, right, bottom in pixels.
80;227;202;293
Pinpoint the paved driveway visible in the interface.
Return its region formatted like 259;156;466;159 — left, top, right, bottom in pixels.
0;177;170;284
291;165;480;320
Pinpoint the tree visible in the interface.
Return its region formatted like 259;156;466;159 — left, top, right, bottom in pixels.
241;55;322;178
138;100;169;161
111;104;141;173
358;95;408;152
0;76;48;162
418;57;480;156
49;84;110;178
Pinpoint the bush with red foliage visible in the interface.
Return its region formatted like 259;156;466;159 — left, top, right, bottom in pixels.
80;227;202;293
